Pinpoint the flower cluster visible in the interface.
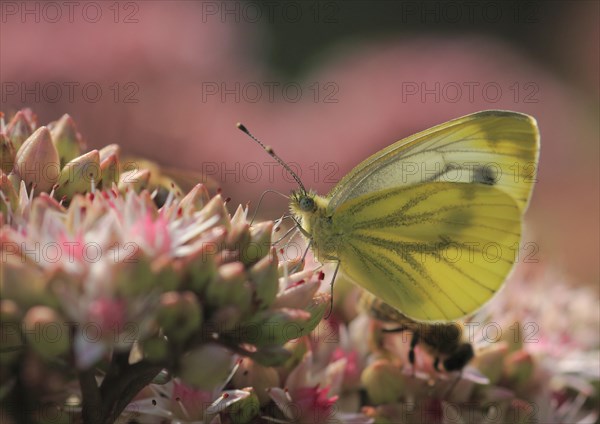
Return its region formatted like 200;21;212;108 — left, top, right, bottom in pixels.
1;110;597;424
0;110;330;424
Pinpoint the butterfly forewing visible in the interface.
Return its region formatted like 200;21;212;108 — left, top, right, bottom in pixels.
331;181;521;322
327;111;539;213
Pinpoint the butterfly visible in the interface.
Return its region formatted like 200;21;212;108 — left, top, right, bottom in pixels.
240;110;540;322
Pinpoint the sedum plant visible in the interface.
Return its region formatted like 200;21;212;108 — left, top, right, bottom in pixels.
0;110;330;424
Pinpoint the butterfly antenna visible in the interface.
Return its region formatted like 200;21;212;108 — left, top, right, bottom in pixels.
237;123;307;194
323;261;340;320
250;189;290;225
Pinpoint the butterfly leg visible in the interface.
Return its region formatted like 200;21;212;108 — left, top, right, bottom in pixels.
442;372;462;400
324;261;341;320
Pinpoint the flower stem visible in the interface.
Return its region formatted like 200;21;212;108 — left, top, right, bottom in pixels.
78;352;164;424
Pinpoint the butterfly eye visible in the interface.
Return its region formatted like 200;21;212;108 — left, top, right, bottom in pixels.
299;196;316;212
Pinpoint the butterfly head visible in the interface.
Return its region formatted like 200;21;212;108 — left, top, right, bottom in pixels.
289;190;331;237
292;190;317;213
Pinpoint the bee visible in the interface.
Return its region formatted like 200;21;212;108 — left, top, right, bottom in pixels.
359;291;474;372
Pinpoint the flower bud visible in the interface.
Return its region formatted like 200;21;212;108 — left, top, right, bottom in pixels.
0;171;18;214
188;254;218;294
14;127;60;193
233;359;280;406
206;262;252;315
251;345;293;367
50;114;83;166
178;183;210;213
242;308;311;347
503;349;535;388
471;341;508;385
55;150;100;199
361;359;406;404
302;293;330;334
1;133;16;174
248;249;279;309
6;110;33;151
243;221;273;265
273;276;320;309
226;388;260;424
98;144;120;163
99;153;119;188
22;306;69;358
157;291;202;343
179;343;234;390
226;220;251;261
0;300;23;365
141;336;169;362
118;168;151;192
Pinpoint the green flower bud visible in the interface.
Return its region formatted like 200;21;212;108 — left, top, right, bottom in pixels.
248;249;279;309
302;292;330;334
99;144;120;162
1;255;57;309
227;388;260;424
50;114;83;166
1;133;16;174
279;338;309;373
141;336;169;363
0;171;18;215
99;153;119;188
22;306;69;358
179;343;234;390
118;168;151;193
206;262;252;315
157;291;202;343
361;359;406;405
179;183;210;213
55;149;100;199
209;305;243;333
188;254;218;294
504;349;535;388
0;300;23;365
242;308;311;347
226;220;251;261
471;341;508;385
14;127;60;193
115;253;158;297
198;195;230;230
232;359;280;406
6;110;33;151
243;221;273;266
251;345;293;367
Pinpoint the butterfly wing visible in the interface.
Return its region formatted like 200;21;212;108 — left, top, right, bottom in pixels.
333;181;521;322
327;110;539;213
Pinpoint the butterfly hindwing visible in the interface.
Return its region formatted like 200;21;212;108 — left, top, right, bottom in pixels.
331;181;521;322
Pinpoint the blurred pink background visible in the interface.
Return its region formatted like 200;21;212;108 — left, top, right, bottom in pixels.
1;1;598;282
